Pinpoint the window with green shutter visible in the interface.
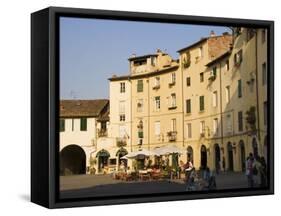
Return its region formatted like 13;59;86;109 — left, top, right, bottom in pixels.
238;79;242;98
137;80;143;92
186;99;191;113
212;67;217;77
60;119;65;132
80;118;87;131
138;131;144;138
199;96;204;111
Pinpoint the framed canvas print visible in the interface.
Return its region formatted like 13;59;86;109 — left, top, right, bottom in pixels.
31;6;274;208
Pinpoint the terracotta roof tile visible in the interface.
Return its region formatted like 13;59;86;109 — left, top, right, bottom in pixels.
60;99;109;118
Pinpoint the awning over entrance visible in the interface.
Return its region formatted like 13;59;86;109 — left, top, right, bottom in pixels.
96;149;110;158
116;148;128;157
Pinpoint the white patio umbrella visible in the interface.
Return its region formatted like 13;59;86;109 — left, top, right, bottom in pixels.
154;145;185;155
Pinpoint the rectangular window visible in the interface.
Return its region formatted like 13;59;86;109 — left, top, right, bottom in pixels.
213;118;218;135
234;49;243;66
212;67;217;77
154;77;160;88
213;91;218;107
171;119;176;132
119;114;125;122
137;99;144;112
137;80;143;92
264;101;267;126
119;101;125;114
155;96;160;111
226;114;232;134
60;119;65;132
154;121;161;136
238;111;243;132
225;86;230;103
170;93;176;108
80;118;87;131
200;121;205;134
187;123;192;138
199;95;204;111
199;46;203;58
186;77;191;86
186;99;191;113
171;72;176;84
200;72;204;82
262;62;267;86
226;60;229;71
120;82;125;93
238;79;242;98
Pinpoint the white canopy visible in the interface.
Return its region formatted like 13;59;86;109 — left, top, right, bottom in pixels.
121;148;159;159
154;145;185;155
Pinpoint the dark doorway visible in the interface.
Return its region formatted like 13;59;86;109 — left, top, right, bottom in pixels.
187;146;193;163
200;145;207;169
227;142;234;171
214;144;220;172
60;145;86;175
96;149;110;173
239;140;246;171
116;147;128;168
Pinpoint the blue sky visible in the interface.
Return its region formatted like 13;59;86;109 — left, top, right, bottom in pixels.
60;17;230;99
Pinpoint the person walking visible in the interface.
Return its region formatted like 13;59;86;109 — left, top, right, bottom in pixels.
246;153;254;188
185;160;195;191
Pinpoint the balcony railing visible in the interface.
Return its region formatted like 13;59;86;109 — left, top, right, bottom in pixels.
98;129;108;137
167;131;177;141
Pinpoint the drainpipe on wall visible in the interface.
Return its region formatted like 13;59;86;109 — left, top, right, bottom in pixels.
181;57;185;148
219;62;224;158
129;77;133;152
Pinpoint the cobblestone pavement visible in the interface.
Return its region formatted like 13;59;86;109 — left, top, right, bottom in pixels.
60;171;250;199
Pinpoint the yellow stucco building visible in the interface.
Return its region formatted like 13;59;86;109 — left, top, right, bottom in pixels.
60;28;268;175
109;29;267;172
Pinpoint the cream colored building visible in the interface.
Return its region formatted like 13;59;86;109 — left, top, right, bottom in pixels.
60;29;268;175
178;32;233;170
59;100;110;175
179;28;268;172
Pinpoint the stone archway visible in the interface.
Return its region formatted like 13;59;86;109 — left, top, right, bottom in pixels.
214;144;220;172
227;142;234;171
239;140;246;171
200;145;207;169
60;144;86;175
96;149;110;173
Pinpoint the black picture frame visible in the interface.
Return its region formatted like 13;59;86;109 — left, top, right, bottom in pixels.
31;6;274;208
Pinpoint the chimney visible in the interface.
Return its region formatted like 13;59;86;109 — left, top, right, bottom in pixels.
156;48;162;53
210;30;216;37
131;53;136;58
